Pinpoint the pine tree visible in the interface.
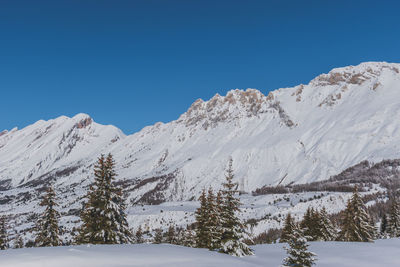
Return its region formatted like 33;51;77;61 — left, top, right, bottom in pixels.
77;154;133;244
135;226;144;244
182;228;195;247
215;190;225;244
181;227;196;247
0;216;8;250
280;213;295;243
282;225;316;267
339;187;375;242
35;186;61;247
318;207;337;241
195;189;209;248
14;234;24;249
206;187;221;250
219;158;253;257
380;213;388;237
167;225;176;244
387;197;400;237
153;228;163;244
300;207;318;241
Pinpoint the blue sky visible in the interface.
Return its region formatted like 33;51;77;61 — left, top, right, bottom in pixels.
1;0;400;134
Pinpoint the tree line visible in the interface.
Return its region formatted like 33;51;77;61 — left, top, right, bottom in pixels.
0;155;254;258
280;187;400;243
0;154;399;265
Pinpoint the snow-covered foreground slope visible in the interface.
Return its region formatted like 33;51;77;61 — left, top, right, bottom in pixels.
1;239;399;267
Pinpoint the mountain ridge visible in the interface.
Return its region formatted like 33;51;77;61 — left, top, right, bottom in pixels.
1;61;400;206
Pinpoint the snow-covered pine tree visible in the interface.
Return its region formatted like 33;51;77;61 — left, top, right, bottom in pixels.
195;189;210;248
35;186;61;247
135;226;144;243
206;186;221;250
280;213;295;243
182;228;195;247
167;225;176;244
0;216;7;250
77;153;133;244
387;197;400;237
339;187;375;242
14;233;24;249
318;207;337;241
153;228;163;244
380;213;388;237
282;224;316;267
219;158;253;257
215;190;224;244
300;207;318;241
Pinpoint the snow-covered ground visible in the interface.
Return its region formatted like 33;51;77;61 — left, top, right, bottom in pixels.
0;239;399;267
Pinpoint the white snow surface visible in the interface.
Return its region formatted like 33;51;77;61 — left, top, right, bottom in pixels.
0;239;399;267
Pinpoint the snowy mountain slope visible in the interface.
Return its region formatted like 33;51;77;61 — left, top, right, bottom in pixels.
1;61;400;236
0;113;124;187
112;61;400;201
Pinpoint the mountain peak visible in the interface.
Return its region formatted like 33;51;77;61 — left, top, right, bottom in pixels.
72;113;91;121
181;89;270;129
71;113;93;129
311;61;400;87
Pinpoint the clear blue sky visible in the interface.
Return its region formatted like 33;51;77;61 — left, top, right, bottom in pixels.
1;0;400;134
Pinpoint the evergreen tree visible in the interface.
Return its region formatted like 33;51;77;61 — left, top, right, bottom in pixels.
387;197;400;237
280;213;295;243
153;228;163;244
0;216;8;250
167;225;176;244
14;234;24;249
282;225;316;267
77;154;133;244
135;226;144;244
380;213;388;237
219;158;253;257
318;207;337;241
339;187;375;242
195;189;209;248
215;190;225;244
182;228;195;247
300;207;319;241
35;186;61;247
206;187;221;250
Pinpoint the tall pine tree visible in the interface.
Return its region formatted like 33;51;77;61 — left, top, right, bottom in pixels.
35;186;61;247
77;153;133;244
219;158;253;257
0;216;7;250
195;189;209;248
280;213;295;243
300;207;319;241
339;187;375;242
380;213;388;237
387;197;400;237
206;187;221;250
318;207;337;241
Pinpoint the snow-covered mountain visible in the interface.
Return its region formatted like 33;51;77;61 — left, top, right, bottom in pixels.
1;61;400;227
